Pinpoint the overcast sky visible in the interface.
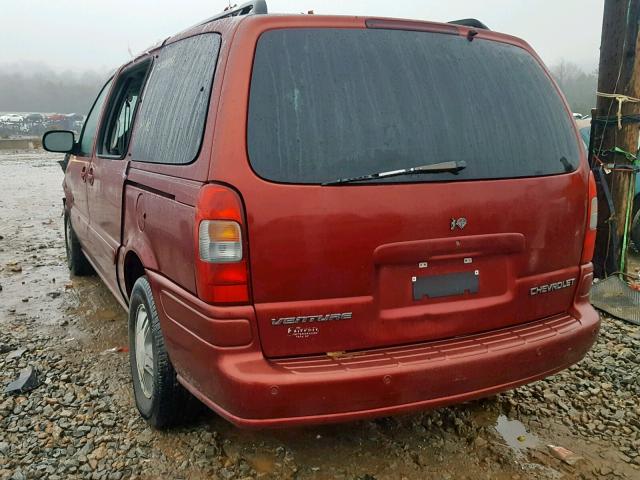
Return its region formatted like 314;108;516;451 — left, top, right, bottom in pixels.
1;0;604;74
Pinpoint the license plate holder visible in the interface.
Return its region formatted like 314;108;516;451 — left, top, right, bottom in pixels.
412;270;479;300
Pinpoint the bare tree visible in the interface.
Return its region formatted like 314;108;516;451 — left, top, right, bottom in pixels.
550;60;598;115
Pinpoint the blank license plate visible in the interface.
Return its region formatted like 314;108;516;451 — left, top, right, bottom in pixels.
412;271;479;300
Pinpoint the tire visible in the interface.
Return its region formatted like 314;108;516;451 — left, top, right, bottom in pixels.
64;211;93;276
128;276;194;429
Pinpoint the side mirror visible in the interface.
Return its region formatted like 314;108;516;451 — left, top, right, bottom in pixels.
42;130;75;153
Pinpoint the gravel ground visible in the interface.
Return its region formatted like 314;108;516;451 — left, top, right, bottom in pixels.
1;151;640;480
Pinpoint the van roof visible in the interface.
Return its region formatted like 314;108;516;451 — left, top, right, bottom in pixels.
131;3;533;69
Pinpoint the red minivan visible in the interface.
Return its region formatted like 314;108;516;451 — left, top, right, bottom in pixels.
43;1;600;428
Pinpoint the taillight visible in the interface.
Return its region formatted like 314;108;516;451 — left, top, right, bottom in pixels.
194;184;250;304
581;171;598;264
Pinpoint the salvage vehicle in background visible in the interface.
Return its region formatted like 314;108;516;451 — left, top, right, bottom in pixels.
578;124;640;250
635;193;640;250
0;113;24;124
43;1;600;429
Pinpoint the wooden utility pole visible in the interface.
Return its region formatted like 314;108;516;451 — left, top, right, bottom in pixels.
593;0;640;277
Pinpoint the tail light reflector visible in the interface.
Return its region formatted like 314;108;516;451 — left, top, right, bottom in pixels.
195;185;250;304
581;171;598;264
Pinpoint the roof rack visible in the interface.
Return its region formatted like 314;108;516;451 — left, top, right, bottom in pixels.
448;18;490;30
196;0;268;27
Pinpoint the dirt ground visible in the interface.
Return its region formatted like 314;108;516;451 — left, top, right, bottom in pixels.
1;150;639;480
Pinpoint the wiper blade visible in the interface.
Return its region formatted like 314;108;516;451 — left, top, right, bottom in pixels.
321;160;467;186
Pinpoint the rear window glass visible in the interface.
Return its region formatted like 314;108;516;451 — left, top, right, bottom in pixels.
247;29;580;184
131;33;221;165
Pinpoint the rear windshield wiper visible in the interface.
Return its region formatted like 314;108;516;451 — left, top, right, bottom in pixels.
321;160;467;186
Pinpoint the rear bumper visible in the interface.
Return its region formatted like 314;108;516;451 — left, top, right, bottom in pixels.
148;271;600;429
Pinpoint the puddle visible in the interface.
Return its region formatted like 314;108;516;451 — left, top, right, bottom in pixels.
243;451;278;474
469;402;500;428
494;415;539;453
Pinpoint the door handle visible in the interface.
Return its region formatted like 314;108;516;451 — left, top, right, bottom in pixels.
87;167;95;186
80;165;87;182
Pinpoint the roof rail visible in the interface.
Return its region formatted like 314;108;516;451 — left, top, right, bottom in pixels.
448;18;490;30
197;0;268;26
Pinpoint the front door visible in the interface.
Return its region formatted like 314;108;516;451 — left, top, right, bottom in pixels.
86;60;150;293
67;79;112;245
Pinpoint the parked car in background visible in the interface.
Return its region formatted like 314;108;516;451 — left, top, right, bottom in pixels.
578;123;640;249
0;112;83;137
25;113;44;124
43;1;599;429
0;113;24;124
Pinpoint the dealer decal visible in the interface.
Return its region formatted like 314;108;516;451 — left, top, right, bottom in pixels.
530;278;576;296
287;326;320;339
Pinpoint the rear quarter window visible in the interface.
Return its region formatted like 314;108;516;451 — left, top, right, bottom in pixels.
131;33;221;165
247;29;581;184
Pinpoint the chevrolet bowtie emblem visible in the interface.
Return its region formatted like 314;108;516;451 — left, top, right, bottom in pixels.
451;217;467;230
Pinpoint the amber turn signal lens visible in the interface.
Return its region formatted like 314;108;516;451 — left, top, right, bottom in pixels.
208;221;241;242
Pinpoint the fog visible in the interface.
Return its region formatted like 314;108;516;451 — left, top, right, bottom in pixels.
0;63;106;114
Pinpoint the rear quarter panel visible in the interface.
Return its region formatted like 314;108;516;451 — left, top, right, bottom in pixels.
120;170;201;298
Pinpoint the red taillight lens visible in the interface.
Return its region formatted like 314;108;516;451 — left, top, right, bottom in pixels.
194;184;250;304
581;171;598;264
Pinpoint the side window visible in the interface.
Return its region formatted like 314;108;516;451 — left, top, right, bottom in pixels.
131;34;221;165
79;79;112;156
98;61;150;158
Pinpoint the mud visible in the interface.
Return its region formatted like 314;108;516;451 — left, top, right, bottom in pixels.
1;150;639;480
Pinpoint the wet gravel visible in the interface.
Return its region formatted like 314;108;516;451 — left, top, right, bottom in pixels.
2;312;640;479
0;318;229;480
1;150;640;479
507;317;640;465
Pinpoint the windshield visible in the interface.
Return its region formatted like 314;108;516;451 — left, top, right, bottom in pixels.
247;28;580;185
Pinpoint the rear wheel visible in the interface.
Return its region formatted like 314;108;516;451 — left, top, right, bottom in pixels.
129;276;194;429
64;212;93;276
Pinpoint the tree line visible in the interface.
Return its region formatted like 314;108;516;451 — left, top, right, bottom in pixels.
0;60;597;116
0;64;107;114
550;60;599;116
